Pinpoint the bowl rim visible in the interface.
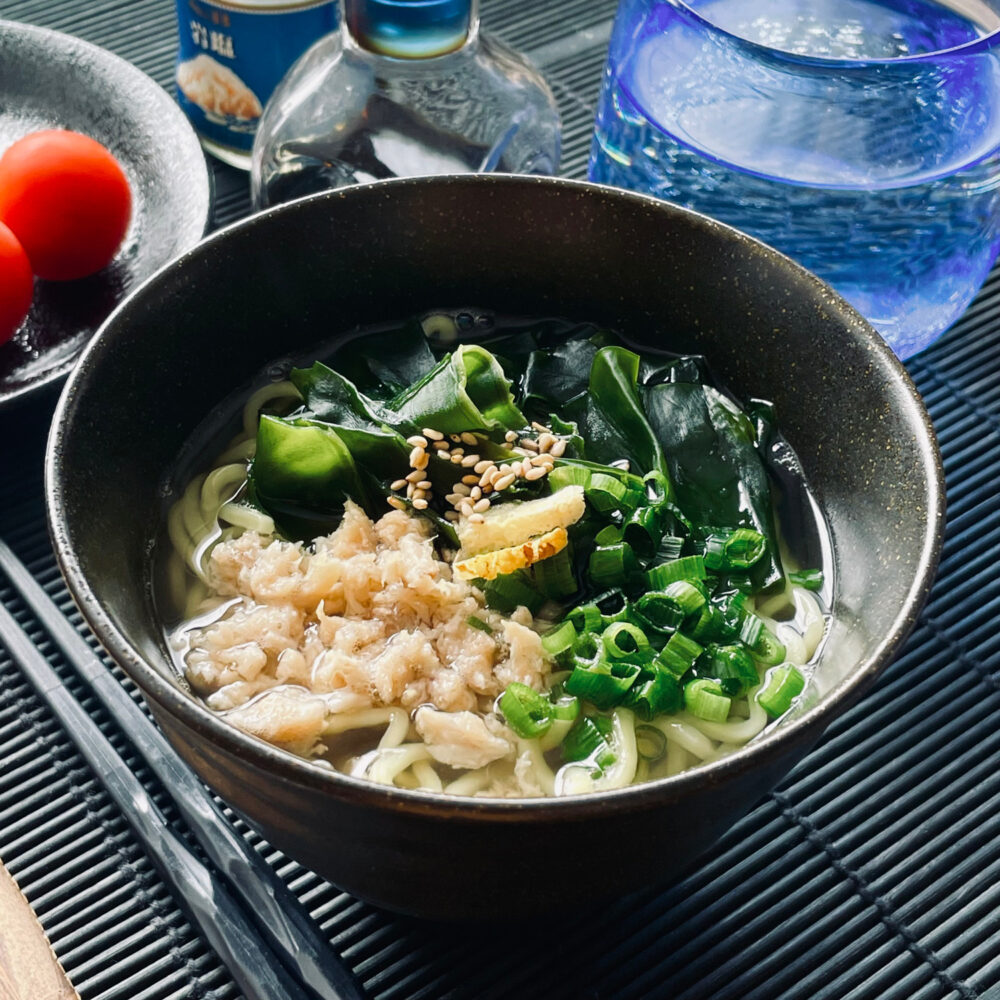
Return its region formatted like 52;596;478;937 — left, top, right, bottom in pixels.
45;173;947;819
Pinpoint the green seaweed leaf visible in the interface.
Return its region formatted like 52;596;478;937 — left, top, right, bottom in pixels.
641;381;783;588
248;415;371;540
389;344;525;433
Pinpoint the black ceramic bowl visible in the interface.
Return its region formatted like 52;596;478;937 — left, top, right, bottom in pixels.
46;175;944;919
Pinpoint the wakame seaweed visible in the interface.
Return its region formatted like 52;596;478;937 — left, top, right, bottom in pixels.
247;316;788;595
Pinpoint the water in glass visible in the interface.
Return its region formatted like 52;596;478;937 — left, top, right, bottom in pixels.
589;0;1000;359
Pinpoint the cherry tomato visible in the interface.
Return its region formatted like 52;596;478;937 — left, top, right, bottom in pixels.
0;130;132;281
0;221;33;344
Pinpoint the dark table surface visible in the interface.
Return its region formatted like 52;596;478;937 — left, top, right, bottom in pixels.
2;2;999;999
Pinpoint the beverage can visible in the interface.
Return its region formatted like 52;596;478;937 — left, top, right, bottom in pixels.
174;0;339;168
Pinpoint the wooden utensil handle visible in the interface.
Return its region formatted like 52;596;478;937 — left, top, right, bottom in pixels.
0;858;78;1000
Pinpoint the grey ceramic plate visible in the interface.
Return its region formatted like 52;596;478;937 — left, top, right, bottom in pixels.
0;20;211;410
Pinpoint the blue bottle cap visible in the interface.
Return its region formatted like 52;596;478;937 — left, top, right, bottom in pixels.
346;0;472;57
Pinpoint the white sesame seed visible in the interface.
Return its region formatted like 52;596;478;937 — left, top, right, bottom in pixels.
498;463;512;475
390;478;408;491
408;445;425;466
470;486;482;500
531;453;555;468
473;460;492;474
531;421;549;434
413;451;429;470
461;454;479;467
406;469;424;482
412;498;429;510
459;500;474;517
406;435;428;448
537;432;556;452
451;452;465;464
416;480;432;490
412;487;427;500
387;496;406;509
461;474;479;485
451;447;464;457
422;428;444;441
445;493;464;505
460;431;478;446
494;473;516;491
449;434;462;443
444;510;459;521
468;513;485;523
433;440;451;451
549;439;566;457
406;483;415;497
472;498;490;513
525;466;548;481
511;447;531;458
504;430;518;442
518;439;539;452
454;483;472;496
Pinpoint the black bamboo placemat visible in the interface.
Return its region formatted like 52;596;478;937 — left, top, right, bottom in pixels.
2;2;999;998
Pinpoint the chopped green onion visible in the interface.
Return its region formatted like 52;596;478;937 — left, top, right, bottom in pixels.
601;621;651;660
631;591;682;632
546;465;590;491
690;600;743;644
643;470;671;505
635;723;668;761
563;716;616;768
654;631;703;679
588;542;639;588
695;643;759;698
625;667;683;720
480;570;543;614
499;682;553;739
788;568;824;591
594;589;629;618
655;534;684;562
757;664;806;717
631;581;705;633
567;603;602;632
749;623;786;666
623;505;665;559
572;631;601;663
684;678;732;722
623;486;646;510
537;690;581;750
565;660;641;709
738;610;764;648
703;528;767;571
586;473;630;513
595;524;623;546
532;548;577;599
541;620;577;663
646;555;707;589
466;615;494;635
664;580;707;617
550;694;581;722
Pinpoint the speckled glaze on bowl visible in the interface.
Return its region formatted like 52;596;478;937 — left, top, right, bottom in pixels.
46;175;945;919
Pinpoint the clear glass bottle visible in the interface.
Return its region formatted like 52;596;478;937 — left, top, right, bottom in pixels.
250;0;561;208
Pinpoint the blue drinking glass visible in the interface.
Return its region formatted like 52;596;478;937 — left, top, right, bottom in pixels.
589;0;1000;359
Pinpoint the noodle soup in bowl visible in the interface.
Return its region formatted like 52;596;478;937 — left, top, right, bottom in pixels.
46;175;944;918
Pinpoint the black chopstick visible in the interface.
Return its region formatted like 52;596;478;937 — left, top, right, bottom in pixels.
0;540;364;1000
